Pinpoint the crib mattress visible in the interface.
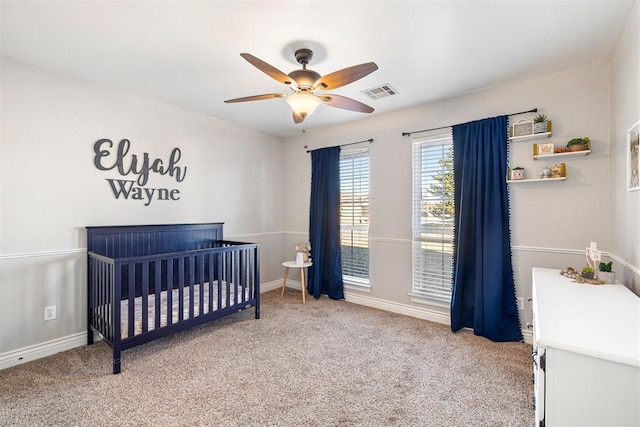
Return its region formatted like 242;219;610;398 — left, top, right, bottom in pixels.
116;283;249;339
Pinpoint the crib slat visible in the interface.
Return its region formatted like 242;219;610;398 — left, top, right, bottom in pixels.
217;252;223;310
225;250;231;308
240;249;246;304
198;254;205;316
113;262;122;374
154;259;161;330
141;261;149;334
95;261;101;336
234;248;239;305
208;253;214;313
248;248;254;301
166;259;173;326
106;262;112;339
178;257;184;322
104;262;111;339
188;255;195;319
128;264;135;338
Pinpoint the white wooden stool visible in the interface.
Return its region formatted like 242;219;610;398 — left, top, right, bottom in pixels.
280;261;312;304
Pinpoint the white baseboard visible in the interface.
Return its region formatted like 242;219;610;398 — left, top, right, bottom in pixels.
260;279;283;293
0;332;87;371
344;291;451;325
344;291;533;345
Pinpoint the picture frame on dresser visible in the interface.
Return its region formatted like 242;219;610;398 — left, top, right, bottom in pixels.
628;119;639;191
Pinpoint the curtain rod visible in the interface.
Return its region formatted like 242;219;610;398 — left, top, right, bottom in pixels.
306;138;373;153
401;108;538;137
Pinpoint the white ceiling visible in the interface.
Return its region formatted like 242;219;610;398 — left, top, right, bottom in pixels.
1;1;635;139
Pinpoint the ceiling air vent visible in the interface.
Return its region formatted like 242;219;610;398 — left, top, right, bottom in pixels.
362;84;398;100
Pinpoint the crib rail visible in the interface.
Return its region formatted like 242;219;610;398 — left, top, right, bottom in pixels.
87;240;259;373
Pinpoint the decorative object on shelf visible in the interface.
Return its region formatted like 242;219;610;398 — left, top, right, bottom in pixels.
559;266;604;284
566;137;590;152
581;266;595;279
533;114;551;134
551;163;566;178
537;166;552;178
537;143;554;155
597;261;615;284
533;144;590;159
627;119;639;191
511;118;534;138
585;240;601;274
294;241;311;263
510;166;525;180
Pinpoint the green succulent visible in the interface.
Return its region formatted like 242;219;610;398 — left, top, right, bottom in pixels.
533;114;548;123
582;266;594;274
599;261;613;272
566;137;590;147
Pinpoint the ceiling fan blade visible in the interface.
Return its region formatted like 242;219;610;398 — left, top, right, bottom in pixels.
319;94;374;113
224;93;287;103
240;53;295;86
292;111;305;124
314;62;378;90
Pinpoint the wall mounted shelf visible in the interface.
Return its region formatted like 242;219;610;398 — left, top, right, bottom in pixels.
507;177;567;184
534;150;591;160
509;132;551;142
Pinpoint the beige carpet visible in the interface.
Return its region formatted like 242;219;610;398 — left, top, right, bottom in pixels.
0;289;533;426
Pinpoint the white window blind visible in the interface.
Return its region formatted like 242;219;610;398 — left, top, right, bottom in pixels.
340;148;369;281
412;134;454;301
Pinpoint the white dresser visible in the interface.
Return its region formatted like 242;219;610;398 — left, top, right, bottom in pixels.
532;267;640;427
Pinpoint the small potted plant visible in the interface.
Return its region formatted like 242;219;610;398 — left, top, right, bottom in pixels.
581;266;595;279
566;137;590;152
597;261;615;284
510;166;525;180
533;114;550;134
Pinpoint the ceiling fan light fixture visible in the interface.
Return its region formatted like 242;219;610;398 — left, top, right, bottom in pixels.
287;92;322;117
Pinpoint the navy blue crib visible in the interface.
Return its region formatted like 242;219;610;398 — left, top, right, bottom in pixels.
86;223;260;374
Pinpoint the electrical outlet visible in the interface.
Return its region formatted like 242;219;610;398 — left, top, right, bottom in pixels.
44;305;56;321
517;297;524;311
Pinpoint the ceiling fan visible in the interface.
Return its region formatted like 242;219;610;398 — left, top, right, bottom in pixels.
224;48;378;124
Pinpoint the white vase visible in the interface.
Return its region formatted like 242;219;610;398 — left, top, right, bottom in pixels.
295;252;304;265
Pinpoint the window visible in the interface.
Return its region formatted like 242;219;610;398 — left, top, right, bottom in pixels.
412;134;454;302
340;148;369;282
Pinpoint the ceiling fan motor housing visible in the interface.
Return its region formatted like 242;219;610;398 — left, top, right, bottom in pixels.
288;69;321;90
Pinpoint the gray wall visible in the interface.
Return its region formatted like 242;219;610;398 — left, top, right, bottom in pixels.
282;56;639;340
0;59;284;366
610;0;640;294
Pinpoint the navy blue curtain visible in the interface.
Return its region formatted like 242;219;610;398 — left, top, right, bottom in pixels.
450;116;522;342
308;147;345;300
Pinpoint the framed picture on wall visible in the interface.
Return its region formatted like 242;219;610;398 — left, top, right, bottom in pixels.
628;120;640;191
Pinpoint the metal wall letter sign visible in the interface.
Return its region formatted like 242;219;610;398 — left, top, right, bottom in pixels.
93;139;187;206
